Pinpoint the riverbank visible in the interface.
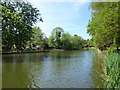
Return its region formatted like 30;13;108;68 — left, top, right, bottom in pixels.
2;47;91;55
2;48;66;55
2;47;95;55
103;53;120;88
2;49;50;55
96;48;120;88
2;46;98;55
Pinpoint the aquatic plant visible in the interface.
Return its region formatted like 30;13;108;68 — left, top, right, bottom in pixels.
104;53;120;88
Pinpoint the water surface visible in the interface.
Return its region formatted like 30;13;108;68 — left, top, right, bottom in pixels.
2;50;104;88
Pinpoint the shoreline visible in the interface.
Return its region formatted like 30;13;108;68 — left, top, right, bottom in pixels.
1;47;99;55
2;50;50;55
1;48;82;55
2;49;65;55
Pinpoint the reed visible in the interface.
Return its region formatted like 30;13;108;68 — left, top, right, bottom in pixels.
104;53;120;88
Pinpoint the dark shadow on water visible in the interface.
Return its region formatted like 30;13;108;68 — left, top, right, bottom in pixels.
2;50;83;63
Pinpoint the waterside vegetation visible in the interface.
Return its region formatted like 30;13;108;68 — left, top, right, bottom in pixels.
88;2;120;88
1;0;120;88
1;1;92;54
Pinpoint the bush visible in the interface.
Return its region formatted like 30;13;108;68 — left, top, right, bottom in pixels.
102;46;116;54
104;53;120;88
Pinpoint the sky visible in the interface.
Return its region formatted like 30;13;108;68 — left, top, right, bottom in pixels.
27;0;92;40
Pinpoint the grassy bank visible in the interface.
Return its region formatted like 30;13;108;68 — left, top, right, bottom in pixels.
103;53;120;88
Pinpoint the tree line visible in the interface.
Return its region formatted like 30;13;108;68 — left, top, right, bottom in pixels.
87;2;120;51
30;26;86;51
88;2;120;88
2;1;88;52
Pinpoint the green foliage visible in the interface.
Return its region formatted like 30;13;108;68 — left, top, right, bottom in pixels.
88;2;120;88
31;27;44;49
82;39;93;48
103;46;116;54
104;53;120;88
48;35;56;47
43;37;49;49
49;27;64;48
2;1;41;51
87;2;119;49
70;35;84;50
26;26;49;51
48;29;85;50
61;33;72;50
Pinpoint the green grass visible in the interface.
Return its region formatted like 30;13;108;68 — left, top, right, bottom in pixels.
104;53;120;88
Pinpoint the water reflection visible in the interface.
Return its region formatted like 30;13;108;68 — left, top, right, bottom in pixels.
92;53;105;88
2;50;104;88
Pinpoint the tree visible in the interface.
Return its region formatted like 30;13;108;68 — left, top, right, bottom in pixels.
31;27;44;49
61;33;72;50
87;2;119;50
26;27;49;51
42;37;49;50
48;27;84;50
83;39;93;48
2;1;41;51
61;33;84;50
49;27;64;48
48;35;56;47
70;35;84;50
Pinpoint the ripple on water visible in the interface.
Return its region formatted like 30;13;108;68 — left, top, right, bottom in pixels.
2;50;104;88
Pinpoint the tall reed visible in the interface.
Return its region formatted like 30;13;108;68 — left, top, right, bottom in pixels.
104;53;120;88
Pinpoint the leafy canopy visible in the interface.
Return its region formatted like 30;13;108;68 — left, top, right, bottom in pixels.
2;1;41;51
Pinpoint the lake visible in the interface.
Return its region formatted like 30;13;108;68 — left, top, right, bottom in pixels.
2;50;104;88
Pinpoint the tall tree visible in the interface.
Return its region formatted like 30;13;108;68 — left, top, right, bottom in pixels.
31;27;44;49
71;35;84;50
87;2;119;50
2;1;41;51
50;27;64;48
61;33;72;50
48;35;56;47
